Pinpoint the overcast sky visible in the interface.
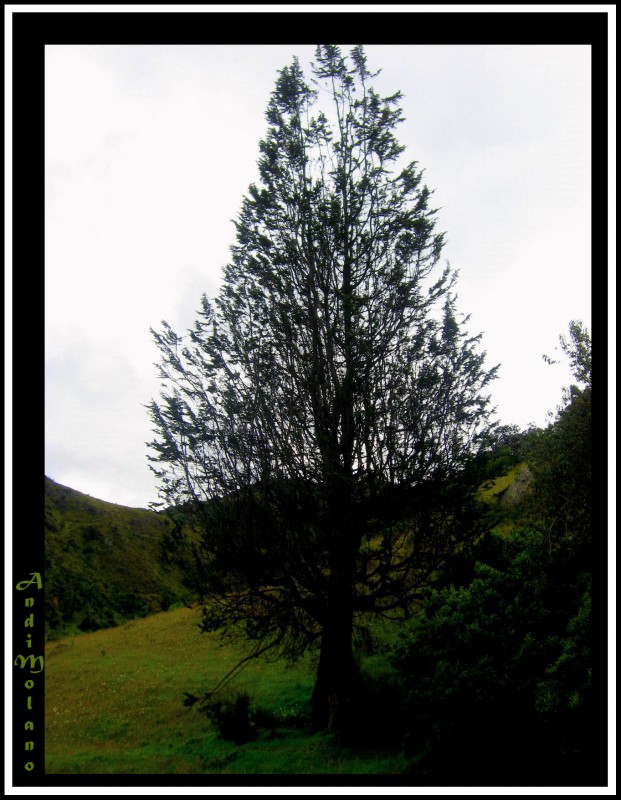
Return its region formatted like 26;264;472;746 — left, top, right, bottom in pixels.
44;43;592;509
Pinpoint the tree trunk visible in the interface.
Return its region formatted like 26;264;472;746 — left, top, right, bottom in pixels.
311;593;359;731
311;469;359;730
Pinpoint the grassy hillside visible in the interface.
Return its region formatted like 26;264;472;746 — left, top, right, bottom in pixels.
44;476;193;640
44;606;408;775
477;462;531;505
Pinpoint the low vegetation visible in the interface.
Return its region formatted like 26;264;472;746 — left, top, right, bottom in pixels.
44;477;192;640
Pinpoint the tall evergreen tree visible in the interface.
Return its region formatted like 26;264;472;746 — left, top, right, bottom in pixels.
148;45;498;729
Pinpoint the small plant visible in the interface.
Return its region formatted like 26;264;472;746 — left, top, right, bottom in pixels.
199;691;256;745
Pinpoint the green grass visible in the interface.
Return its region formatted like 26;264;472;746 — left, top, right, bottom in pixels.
45;464;537;775
477;462;526;505
45;606;408;774
476;463;537;537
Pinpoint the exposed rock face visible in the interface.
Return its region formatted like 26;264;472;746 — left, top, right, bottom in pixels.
497;466;533;507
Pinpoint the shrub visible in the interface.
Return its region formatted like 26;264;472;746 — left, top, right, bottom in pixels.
391;528;597;784
200;691;256;745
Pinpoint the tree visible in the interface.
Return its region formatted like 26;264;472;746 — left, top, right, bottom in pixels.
147;45;498;730
393;322;596;782
473;422;528;481
542;319;592;394
528;320;592;556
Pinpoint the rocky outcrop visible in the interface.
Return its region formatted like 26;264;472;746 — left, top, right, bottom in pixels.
496;466;533;507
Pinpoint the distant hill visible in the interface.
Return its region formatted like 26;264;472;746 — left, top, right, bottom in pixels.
44;476;194;640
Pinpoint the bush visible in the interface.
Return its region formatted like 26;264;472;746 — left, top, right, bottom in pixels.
391;528;597;784
200;691;256;745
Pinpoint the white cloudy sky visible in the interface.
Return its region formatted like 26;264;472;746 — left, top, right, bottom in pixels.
44;43;592;509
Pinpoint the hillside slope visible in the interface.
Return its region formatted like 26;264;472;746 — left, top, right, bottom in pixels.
44;476;193;639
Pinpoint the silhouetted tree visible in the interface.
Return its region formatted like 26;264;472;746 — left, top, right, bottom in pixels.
147;45;498;729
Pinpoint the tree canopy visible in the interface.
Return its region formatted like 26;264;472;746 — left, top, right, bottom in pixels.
147;45;498;729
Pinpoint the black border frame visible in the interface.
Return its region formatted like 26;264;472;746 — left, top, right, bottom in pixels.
9;6;610;791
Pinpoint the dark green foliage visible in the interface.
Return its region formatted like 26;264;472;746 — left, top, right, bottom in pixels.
201;689;314;744
393;529;595;784
474;423;530;481
199;687;313;746
199;691;257;746
333;657;407;750
44;476;193;639
147;45;498;729
392;321;599;785
524;324;592;558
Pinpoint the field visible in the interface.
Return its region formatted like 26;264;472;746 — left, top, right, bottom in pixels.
44;606;408;775
42;464;544;777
